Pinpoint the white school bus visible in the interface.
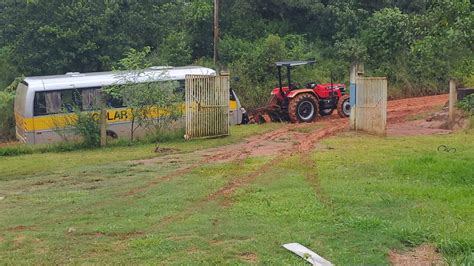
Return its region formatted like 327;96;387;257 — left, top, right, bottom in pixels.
14;66;245;144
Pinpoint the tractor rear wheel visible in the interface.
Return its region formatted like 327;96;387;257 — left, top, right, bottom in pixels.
288;93;318;123
337;95;351;118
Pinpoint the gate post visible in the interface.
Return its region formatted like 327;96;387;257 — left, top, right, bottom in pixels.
350;62;364;130
354;77;387;136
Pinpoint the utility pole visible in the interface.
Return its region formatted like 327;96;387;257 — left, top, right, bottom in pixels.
213;0;219;65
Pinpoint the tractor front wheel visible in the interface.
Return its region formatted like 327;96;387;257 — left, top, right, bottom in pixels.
337;95;351;118
288;93;319;123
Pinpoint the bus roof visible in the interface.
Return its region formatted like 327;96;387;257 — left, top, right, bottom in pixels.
22;66;216;91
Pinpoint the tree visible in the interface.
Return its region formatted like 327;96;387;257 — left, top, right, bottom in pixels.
0;1;164;76
103;47;182;141
0;77;21;141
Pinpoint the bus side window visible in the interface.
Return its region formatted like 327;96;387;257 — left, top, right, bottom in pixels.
173;80;185;100
35;91;62;115
34;92;47;116
81;88;102;110
106;96;125;108
34;90;81;115
60;90;81;112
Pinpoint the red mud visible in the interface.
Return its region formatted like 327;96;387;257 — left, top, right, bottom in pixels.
7;225;38;232
389;244;444;266
386;94;458;136
388;123;451;136
387;94;447;123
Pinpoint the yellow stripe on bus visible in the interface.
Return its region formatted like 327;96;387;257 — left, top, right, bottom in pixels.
18;100;237;132
19;107;180;131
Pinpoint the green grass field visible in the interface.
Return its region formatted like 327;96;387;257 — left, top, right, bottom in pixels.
0;125;472;264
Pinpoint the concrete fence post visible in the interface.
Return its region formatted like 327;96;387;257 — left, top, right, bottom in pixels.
100;108;107;147
448;80;457;125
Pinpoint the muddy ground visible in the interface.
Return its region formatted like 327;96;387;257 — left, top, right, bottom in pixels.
389;244;444;266
130;94;456;264
140;94;452;165
133;94;455;206
2;94;457;264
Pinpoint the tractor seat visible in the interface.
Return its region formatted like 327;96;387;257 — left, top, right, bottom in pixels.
289;83;301;90
305;82;317;89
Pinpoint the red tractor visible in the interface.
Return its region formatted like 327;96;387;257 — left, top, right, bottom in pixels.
252;60;351;123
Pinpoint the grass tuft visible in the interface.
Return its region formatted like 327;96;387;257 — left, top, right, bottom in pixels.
391;227;435;247
437;239;474;265
345;216;390;232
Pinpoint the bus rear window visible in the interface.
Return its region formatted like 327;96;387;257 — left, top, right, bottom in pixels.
14;82;29;115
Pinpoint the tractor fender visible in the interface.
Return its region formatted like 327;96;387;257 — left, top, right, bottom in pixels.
285;89;319;100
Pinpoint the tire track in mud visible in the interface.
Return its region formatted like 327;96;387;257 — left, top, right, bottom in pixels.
139;121;349;231
118;119;349;237
178;94;448;207
125;120;348;198
125;94;448;233
207;120;349;206
123;94;447;198
123;125;295;197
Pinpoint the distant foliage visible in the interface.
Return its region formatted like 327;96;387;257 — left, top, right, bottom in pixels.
0;90;14;141
457;94;474;115
225;34;349;109
0;77;23;141
0;0;472;113
149;31;192;66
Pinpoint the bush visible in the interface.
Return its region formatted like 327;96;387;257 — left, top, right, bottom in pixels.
74;111;100;147
0;90;15;141
456;94;474;115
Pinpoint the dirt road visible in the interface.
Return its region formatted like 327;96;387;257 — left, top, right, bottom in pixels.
205;94;450;160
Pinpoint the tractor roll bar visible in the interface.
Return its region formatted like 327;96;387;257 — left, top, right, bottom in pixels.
278;66;283;96
275;60;315;97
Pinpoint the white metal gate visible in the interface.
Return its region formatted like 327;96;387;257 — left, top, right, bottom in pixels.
353;77;387;136
185;75;230;140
